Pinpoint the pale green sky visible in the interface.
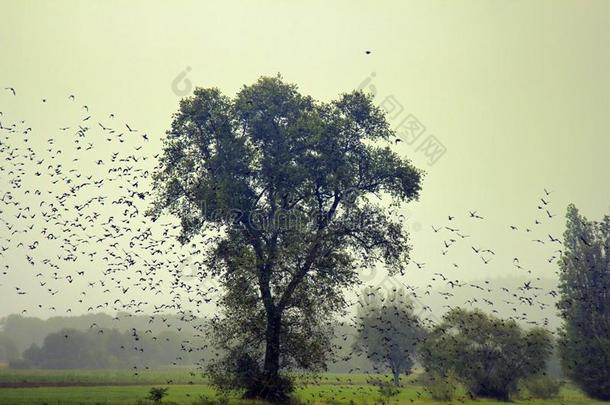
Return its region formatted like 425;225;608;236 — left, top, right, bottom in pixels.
0;0;609;319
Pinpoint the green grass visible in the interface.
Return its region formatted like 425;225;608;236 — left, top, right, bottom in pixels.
0;370;413;387
0;385;214;405
0;384;605;405
0;368;207;385
0;369;606;405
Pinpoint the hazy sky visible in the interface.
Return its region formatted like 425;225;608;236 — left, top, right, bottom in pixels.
1;0;609;320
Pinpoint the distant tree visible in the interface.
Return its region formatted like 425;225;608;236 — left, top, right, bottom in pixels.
557;204;610;400
0;315;48;353
21;329;107;369
149;75;423;401
353;287;425;385
0;334;18;363
420;308;552;401
0;313;212;368
20;344;42;367
19;328;153;369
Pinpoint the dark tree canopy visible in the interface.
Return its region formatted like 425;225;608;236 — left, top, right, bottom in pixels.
558;204;610;400
149;75;423;400
420;308;552;401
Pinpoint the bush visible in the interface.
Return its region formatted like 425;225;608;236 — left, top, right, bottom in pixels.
523;375;562;399
420;371;461;401
146;387;169;403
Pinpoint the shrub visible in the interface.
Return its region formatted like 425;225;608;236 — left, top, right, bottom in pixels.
523;375;562;399
146;387;169;403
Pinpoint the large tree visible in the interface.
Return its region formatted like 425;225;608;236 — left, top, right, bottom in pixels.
558;204;610;400
148;75;423;400
353;287;425;385
420;308;552;401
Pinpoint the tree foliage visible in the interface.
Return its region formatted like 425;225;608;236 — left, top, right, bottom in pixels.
353;287;425;385
149;75;423;401
420;308;552;401
557;204;610;400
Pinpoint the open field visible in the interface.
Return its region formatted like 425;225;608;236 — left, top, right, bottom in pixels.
0;369;606;405
0;368;208;387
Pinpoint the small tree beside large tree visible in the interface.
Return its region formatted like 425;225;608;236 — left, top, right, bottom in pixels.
148;75;423;401
353;287;426;386
420;308;552;401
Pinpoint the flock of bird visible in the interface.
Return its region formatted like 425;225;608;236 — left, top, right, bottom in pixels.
0;86;573;400
1;87;223;364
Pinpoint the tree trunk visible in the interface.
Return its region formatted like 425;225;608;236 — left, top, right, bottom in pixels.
389;359;400;386
263;311;281;378
244;309;290;403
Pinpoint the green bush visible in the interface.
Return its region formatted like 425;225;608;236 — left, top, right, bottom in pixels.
146;387;169;403
523;375;562;399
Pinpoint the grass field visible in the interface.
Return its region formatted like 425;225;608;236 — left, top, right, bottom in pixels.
0;368;208;386
0;369;605;405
